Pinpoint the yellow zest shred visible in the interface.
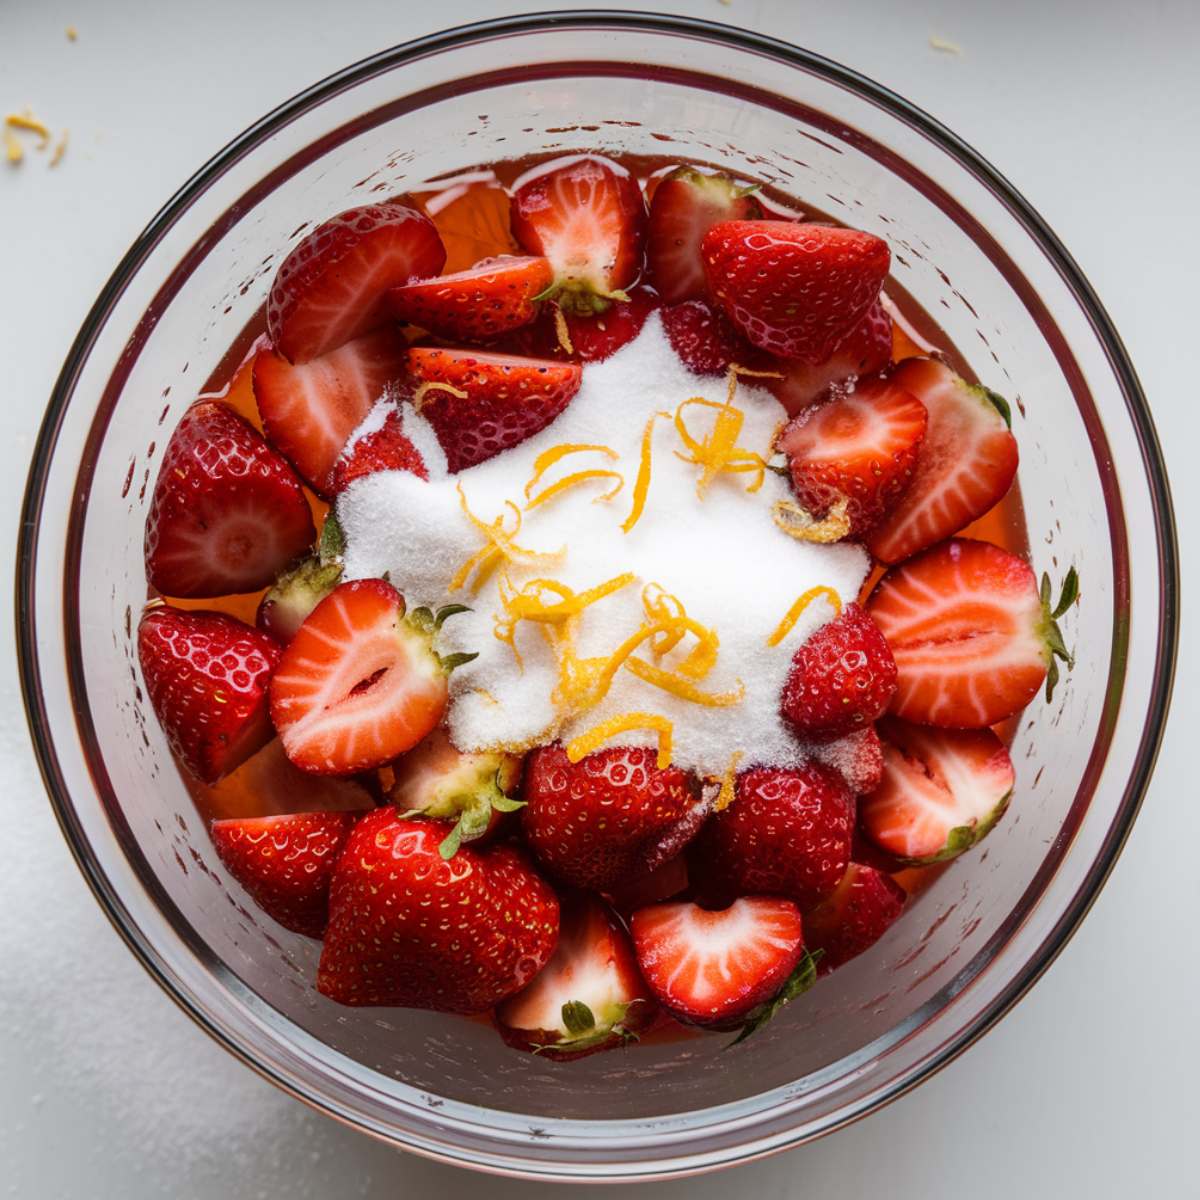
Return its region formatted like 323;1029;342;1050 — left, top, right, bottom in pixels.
525;442;618;497
526;468;624;511
4;129;22;165
49;130;68;167
625;656;744;707
622;410;669;533
714;750;745;812
772;497;852;544
552;304;574;355
766;585;843;647
66;25;79;40
566;712;674;769
5;111;51;147
450;486;564;594
640;584;718;678
412;379;469;411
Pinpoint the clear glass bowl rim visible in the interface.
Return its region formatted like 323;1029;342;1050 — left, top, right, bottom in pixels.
15;8;1179;1180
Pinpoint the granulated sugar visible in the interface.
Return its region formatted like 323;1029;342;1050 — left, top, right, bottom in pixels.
339;314;869;778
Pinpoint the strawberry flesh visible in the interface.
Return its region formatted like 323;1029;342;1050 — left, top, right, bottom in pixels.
804;863;906;970
330;405;427;494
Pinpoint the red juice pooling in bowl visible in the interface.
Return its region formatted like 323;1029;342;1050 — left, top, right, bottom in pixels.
138;149;1073;1056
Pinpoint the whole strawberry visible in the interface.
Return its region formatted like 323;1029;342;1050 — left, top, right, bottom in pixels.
702;220;890;363
688;763;854;910
780;604;898;742
660;298;769;377
138;605;281;783
521;745;706;892
804;863;906;969
317;811;559;1012
330;406;427;494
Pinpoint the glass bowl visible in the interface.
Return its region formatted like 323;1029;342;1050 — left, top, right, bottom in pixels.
16;11;1178;1183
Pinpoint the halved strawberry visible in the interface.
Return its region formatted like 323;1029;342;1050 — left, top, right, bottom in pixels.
407;347;582;472
495;893;656;1060
864;358;1019;563
777;376;928;537
269;580;471;775
390;726;523;858
645;167;762;304
811;726;885;796
387;255;552;342
266;203;445;364
660;298;768;376
144;401;315;598
510;155;646;313
253;327;409;496
767;300;893;415
330;405;427;493
867;538;1075;727
505;285;659;363
702;221;890;362
804;864;906;969
862;719;1015;864
630;898;813;1035
138;605;281;784
210;811;358;937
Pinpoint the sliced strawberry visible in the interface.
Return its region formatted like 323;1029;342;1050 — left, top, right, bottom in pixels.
702;220;890;362
867;538;1073;728
864;358;1019;563
211;811;358;937
253;327;408;495
269;580;466;775
862;719;1015;864
510;155;646;313
495;893;656;1060
767;300;893;415
505;286;659;362
630;898;808;1031
144;401;314;598
660;298;768;376
407;347;582;472
777;376;927;537
267;203;445;364
138;605;281;784
804;864;906;969
645;167;762;304
810;726;885;796
256;556;343;644
330;405;427;494
386;255;552;342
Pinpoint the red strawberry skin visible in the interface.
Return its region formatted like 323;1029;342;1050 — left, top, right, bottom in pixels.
811;725;885;796
267;204;445;364
702;221;891;362
138;605;281;784
505;286;659;363
211;811;358;938
253;327;409;496
780;604;898;742
317;811;559;1012
387;255;553;342
645;167;762;304
521;745;705;892
689;763;854;910
408;347;582;472
867;538;1048;728
330;406;427;493
660;298;769;376
144;401;315;598
803;863;906;970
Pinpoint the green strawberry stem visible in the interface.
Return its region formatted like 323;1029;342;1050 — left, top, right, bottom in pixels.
530;999;644;1055
1040;566;1079;702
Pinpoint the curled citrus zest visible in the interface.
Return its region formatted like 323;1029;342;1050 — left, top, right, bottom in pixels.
625;657;744;707
772;497;852;544
526;468;624;511
470;686;501;707
713;750;745;812
3;129;22;164
49;130;67;167
766;585;843;647
525;442;618;498
5;111;50;147
451;486;564;593
566;712;674;769
412;379;469;412
552;304;575;355
622;411;670;533
639;583;719;678
673;391;767;498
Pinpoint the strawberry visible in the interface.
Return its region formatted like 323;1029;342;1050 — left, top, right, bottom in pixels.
269;580;472;775
407;347;582;472
521;745;706;892
862;719;1015;864
630;898;815;1036
386;255;553;342
803;863;906;969
266;203;445;364
390;726;524;858
144;401;315;598
660;298;768;376
811;726;885;796
780;604;898;742
253;327;409;495
867;538;1075;727
317;810;558;1011
864;358;1019;563
767;299;893;416
495;893;656;1060
777;375;927;536
330;405;427;493
256;556;343;644
702;221;890;362
605;854;690;916
138;605;281;784
645;167;762;304
210;811;358;937
505;286;659;362
510;155;646;313
688;763;854;910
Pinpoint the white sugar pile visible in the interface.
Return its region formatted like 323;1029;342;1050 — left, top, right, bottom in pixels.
338;313;869;778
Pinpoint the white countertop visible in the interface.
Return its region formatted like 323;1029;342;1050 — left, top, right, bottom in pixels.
2;1;1195;1196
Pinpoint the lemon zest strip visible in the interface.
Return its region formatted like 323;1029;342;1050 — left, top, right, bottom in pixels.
766;586;843;647
412;379;469;412
622;411;669;533
450;486;564;593
566;712;674;769
625;657;745;707
772;497;852;545
525;468;624;511
524;442;618;498
5;111;50;147
713;750;745;812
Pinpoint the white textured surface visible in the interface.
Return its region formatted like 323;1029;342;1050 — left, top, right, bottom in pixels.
1;1;1195;1197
